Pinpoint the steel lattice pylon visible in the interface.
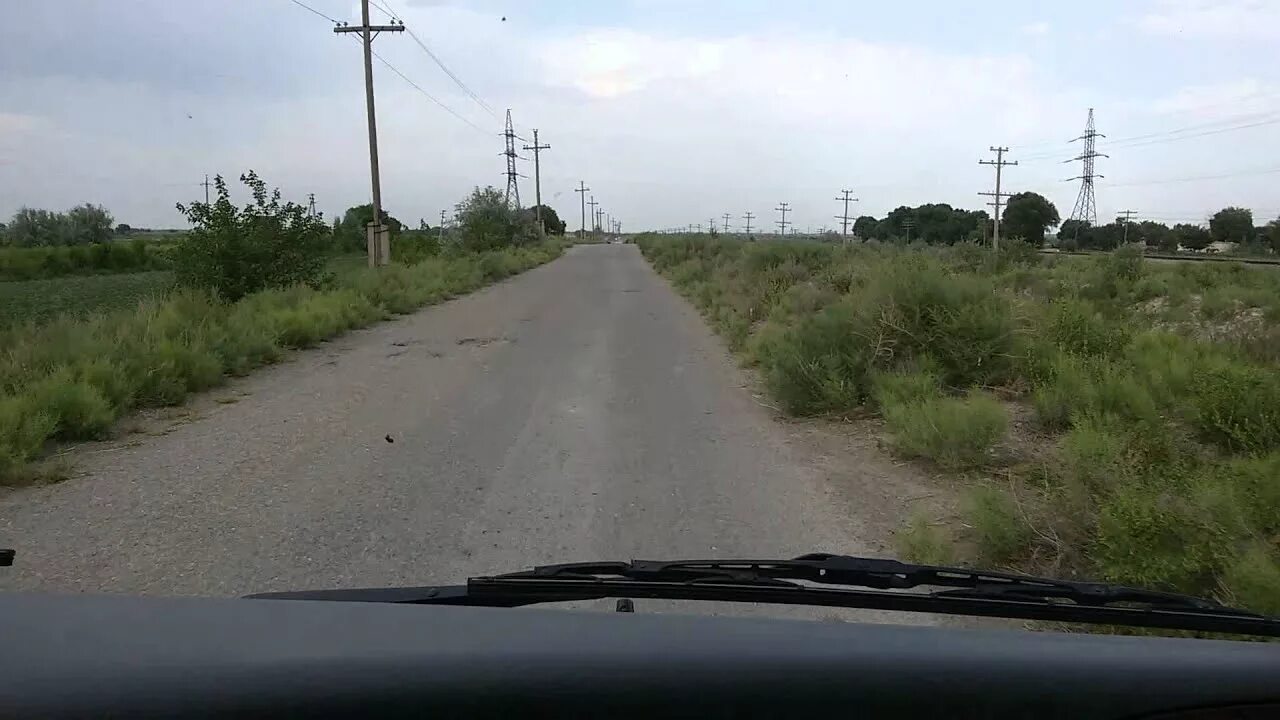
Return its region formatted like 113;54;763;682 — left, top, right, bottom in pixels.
1066;108;1107;231
503;109;521;209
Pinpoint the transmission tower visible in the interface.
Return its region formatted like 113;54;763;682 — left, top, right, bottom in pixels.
1066;108;1107;231
775;202;790;236
502;109;522;209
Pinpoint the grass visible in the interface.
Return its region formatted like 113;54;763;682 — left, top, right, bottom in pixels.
639;234;1280;623
0;272;176;327
0;242;563;484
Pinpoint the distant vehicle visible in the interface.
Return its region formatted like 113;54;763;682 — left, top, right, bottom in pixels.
3;551;1279;717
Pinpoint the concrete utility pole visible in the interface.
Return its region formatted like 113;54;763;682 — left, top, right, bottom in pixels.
202;174;213;205
574;181;590;238
775;202;791;236
978;146;1017;252
335;2;403;267
587;195;599;240
522;129;551;237
722;213;732;234
743;211;755;236
835;189;858;242
595;208;605;239
1120;209;1138;244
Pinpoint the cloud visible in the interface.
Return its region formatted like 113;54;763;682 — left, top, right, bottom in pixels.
1020;21;1051;36
1149;79;1278;118
1137;0;1280;39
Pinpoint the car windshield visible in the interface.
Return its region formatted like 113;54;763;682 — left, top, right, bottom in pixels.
1;1;1277;634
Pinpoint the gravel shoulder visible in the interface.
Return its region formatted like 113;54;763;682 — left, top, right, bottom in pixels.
0;245;945;624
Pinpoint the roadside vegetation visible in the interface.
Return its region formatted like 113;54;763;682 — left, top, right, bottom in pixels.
638;234;1280;618
0;173;563;485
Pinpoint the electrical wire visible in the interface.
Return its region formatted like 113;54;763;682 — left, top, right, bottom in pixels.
1019;112;1280;163
1108;165;1280;188
368;46;492;137
288;0;340;24
375;0;500;119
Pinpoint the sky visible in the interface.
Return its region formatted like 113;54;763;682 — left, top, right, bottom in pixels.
2;0;1279;232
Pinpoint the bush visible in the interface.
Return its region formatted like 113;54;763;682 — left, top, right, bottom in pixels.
759;301;871;414
896;512;956;565
962;484;1031;565
883;392;1008;470
869;362;942;411
173;172;330;301
1189;357;1280;453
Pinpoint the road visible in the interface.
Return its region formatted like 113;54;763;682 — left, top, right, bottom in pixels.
0;244;933;623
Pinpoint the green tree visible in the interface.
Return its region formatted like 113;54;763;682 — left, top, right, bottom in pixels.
1210;207;1255;245
1173;223;1212;251
66;204;114;244
1267;216;1280;253
1056;219;1089;248
115;223;133;235
852;215;878;239
522;205;566;235
1137;221;1177;252
334;204;403;252
456;186;520;251
1000;192;1059;246
173;171;330;301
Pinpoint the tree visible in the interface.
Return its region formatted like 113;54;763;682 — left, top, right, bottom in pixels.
66;204;113;245
1056;219;1089;248
852;215;877;239
1137;220;1177;252
455;186;521;252
1000;192;1059;246
522;205;566;235
334;204;402;252
1173;223;1211;251
1267;216;1280;254
173;172;330;301
115;223;133;235
1210;207;1255;245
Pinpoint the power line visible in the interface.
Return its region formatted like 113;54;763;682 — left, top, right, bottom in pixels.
1020;110;1280;162
378;0;499;119
288;0;340;24
1109;164;1280;188
368;47;490;136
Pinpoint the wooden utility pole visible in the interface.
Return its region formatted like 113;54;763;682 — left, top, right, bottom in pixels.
979;146;1017;252
743;211;755;236
574;181;590;238
587;195;599;240
335;2;403;267
775;202;791;236
722;212;732;234
835;189;858;242
1120;209;1138;244
521;129;551;237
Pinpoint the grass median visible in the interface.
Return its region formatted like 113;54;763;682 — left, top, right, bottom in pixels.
638;234;1280;619
0;242;563;484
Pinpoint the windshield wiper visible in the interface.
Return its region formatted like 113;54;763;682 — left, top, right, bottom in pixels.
247;554;1280;637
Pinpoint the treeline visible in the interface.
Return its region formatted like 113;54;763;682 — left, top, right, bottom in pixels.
826;194;1280;255
1;204;115;247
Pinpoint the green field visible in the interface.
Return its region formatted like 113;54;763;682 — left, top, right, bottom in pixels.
638;235;1280;623
0;272;176;327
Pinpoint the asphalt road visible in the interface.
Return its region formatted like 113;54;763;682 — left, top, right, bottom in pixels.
0;244;931;623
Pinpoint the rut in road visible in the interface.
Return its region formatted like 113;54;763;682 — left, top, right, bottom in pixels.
0;245;938;621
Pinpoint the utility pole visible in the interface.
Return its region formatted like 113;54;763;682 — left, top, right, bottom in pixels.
522;129;550;237
587;195;599;240
439;209;447;244
202;174;212;205
834;189;858;242
978;146;1017;252
574;181;590;238
335;3;403;267
708;218;717;234
903;219;916;242
595;208;604;240
1119;209;1138;244
743;211;755;236
722;212;732;234
775;202;791;236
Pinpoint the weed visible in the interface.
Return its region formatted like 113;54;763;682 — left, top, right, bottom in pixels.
962;484;1031;565
883;392;1008;470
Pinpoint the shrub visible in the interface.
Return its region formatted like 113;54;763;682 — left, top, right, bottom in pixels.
1189;357;1280;453
173;172;330;301
759;301;871;414
962;484;1031;565
1220;544;1280;616
896;512;956;565
883;392;1008;470
869;362;942;411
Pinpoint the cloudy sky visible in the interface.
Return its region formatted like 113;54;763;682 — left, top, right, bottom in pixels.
2;0;1279;232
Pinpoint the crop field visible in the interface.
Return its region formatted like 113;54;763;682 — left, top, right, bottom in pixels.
639;235;1280;619
0;271;176;328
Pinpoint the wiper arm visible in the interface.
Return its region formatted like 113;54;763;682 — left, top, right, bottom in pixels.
247;554;1280;637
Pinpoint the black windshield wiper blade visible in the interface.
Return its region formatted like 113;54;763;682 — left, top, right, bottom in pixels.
247;554;1280;637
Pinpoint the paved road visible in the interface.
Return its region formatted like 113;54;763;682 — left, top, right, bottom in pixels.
0;245;929;623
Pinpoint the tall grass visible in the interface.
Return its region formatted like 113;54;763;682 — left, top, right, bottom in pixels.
0;242;562;483
639;234;1280;619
